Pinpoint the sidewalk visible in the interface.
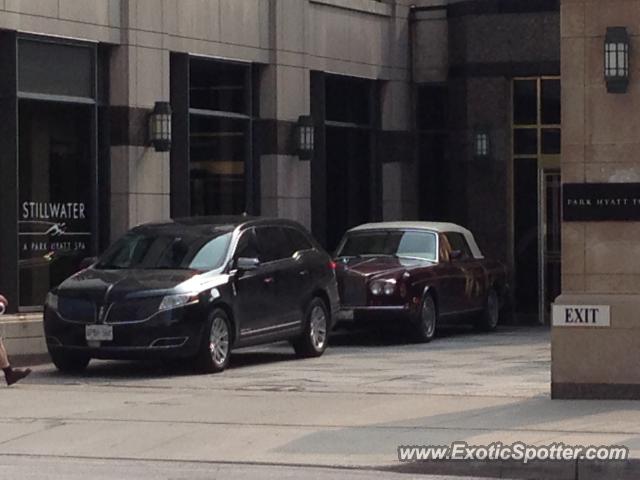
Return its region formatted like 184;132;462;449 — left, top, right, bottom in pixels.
0;313;48;364
0;327;638;480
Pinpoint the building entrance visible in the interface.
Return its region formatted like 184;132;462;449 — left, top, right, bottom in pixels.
512;77;561;323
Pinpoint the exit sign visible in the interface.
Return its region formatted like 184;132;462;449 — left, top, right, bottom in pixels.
552;305;611;327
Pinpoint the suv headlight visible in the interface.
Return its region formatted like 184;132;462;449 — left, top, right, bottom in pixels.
159;293;199;312
45;292;58;310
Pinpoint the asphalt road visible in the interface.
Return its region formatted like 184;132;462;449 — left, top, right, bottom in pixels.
4;325;633;479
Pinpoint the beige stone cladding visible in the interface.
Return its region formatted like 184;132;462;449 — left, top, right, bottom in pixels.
555;0;640;398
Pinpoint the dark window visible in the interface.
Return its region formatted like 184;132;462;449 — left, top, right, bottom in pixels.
189;115;247;216
417;85;447;131
18;100;94;307
513;80;537;125
189;58;248;115
445;232;472;259
18;39;94;99
234;228;260;260
255;227;294;263
541;79;561;125
285;228;313;253
325;74;371;125
514;129;538;155
542;128;561;154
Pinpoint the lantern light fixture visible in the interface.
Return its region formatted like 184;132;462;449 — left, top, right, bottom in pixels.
149;101;172;152
296;115;315;161
474;129;490;159
604;26;630;94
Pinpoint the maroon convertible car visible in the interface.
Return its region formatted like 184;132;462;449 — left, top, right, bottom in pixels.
334;222;509;342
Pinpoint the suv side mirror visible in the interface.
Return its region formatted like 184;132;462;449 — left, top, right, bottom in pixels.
236;257;260;272
79;256;98;271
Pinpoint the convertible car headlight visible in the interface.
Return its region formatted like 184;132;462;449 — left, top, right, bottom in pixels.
45;292;58;310
370;281;384;296
159;293;199;311
383;280;397;296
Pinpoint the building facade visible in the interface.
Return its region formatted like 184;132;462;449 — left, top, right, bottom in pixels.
0;0;561;319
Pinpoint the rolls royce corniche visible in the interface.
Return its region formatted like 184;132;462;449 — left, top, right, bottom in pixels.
44;217;339;374
334;222;509;342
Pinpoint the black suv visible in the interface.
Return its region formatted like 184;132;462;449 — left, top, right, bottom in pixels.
44;217;339;374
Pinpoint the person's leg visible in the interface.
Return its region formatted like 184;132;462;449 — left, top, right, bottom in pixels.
0;337;9;369
0;337;31;386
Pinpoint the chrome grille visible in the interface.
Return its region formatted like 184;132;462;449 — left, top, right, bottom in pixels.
58;297;97;324
106;297;162;324
339;274;367;307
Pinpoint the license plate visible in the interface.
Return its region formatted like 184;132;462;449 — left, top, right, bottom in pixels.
336;309;354;321
86;325;113;342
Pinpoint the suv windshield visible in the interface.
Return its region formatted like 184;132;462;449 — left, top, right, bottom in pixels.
336;230;437;262
96;231;233;271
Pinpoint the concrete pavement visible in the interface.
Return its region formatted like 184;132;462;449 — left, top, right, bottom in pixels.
0;326;638;479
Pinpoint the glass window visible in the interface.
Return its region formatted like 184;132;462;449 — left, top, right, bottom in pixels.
285;228;313;253
325;74;371;125
336;230;437;262
417;85;447;131
18;101;93;307
189;58;248;114
541;79;561;125
18;40;94;99
96;231;232;271
513;80;537;125
542;128;561;154
189;115;247;216
514;129;538;155
255;227;295;263
234;229;260;260
445;232;472;259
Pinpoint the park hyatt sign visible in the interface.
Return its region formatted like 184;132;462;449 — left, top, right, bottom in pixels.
563;183;640;221
552;305;611;328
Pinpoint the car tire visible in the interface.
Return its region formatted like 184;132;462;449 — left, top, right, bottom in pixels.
195;308;232;374
476;288;500;332
292;298;329;358
412;293;438;343
49;350;90;373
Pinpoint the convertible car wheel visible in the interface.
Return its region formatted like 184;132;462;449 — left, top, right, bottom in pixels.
196;308;231;374
292;297;329;358
413;294;437;343
476;288;500;332
49;350;90;373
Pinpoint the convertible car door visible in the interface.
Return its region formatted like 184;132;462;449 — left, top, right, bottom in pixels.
445;232;485;311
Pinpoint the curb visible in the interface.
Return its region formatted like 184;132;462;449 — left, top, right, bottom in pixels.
383;459;640;480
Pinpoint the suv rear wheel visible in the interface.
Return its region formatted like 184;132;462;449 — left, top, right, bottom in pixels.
292;298;329;358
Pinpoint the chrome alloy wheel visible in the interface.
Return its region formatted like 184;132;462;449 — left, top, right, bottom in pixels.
421;296;437;339
487;290;499;329
209;315;230;366
309;305;328;351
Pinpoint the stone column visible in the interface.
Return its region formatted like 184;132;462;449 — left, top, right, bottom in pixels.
553;0;640;399
259;0;312;229
109;1;171;240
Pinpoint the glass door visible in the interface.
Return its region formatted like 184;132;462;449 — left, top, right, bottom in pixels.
512;77;561;323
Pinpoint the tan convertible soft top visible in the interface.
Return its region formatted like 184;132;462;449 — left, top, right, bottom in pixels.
348;221;485;260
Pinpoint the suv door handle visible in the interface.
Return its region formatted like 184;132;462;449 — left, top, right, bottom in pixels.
263;276;275;285
298;270;309;277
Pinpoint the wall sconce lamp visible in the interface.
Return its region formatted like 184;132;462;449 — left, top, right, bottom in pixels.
149;101;172;152
474;129;490;159
296;115;315;161
605;27;630;94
